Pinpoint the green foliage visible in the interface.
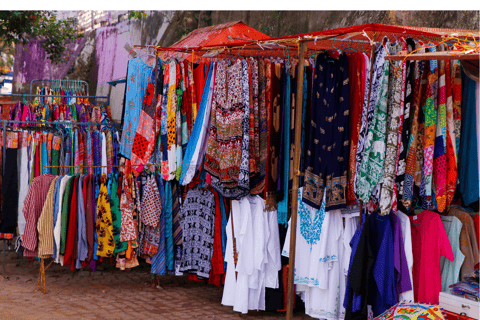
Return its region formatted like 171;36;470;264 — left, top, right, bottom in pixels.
128;11;147;20
0;11;82;64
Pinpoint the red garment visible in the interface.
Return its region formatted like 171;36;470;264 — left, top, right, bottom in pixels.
21;174;57;257
208;188;225;287
34;141;40;178
64;177;78;269
193;63;206;112
409;210;454;304
347;52;366;205
474;214;479;250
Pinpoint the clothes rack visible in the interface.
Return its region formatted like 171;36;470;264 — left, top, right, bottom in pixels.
0;93;110;106
29;79;89;96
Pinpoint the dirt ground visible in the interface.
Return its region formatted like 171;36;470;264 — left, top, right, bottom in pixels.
0;241;313;320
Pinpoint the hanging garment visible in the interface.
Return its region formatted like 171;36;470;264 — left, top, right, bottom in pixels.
0;148;19;236
166;60;178;180
22;174;57;257
396;211;414;302
444;61;457;209
356;41;390;204
52;175;66;261
458;71;479;205
179;188;215;278
265;61;282;211
251;58;268;195
59;175;74;258
76;176;88;268
96;175;115;258
409;210;453;304
17;133;30;238
440;215;464;292
451;60;462;157
36;176;59;258
109;174;127;255
131;59;161;171
448;207;479;280
392;213;412;302
401;55;427;210
433;54;448;212
120;57;153;159
379;42;405;216
179;63;215;186
347;52;367;205
354;43;386;200
303;52;350;211
64;176;79;269
84;174;95;262
396;39;415;200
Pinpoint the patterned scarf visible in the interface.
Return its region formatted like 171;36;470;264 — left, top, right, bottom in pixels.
379;41;404;216
264;62;282;211
433;50;448;212
356;41;390;203
354;44;384;200
444;60;458;209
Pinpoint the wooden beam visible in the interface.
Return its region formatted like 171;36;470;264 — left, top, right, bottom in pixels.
385;52;479;60
286;40;307;320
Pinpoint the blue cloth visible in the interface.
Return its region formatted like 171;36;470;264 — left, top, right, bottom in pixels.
369;212;396;316
165;180;174;271
51;176;64;260
76;176;88;268
120;57;154;159
344;212;365;312
179;63;215;185
458;71;479;206
151;176;166;275
277;66;291;226
93;174;99;261
219;193;227;269
41;140;48;174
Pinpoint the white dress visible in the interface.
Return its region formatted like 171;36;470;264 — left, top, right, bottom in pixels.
17;133;30;238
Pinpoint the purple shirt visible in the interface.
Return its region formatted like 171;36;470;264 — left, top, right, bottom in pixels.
393;213;412;297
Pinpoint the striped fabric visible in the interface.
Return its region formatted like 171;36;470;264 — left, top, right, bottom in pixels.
172;181;182;246
37;177;59;258
165;181;174;271
22;174;57;257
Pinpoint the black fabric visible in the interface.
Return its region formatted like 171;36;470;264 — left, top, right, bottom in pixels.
345;211;375;320
0;148;19;234
265;222;288;311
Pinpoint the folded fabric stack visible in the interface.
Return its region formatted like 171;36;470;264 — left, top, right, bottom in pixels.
449;269;480;301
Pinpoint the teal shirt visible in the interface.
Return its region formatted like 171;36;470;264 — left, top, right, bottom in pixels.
440;215;464;292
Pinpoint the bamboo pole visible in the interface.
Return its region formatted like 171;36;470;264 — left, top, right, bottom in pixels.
286;41;307;320
385;52;479;60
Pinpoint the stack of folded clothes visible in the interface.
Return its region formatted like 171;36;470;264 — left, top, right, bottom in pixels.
449;269;479;301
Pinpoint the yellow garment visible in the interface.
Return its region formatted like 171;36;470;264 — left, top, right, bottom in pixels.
96;175;115;257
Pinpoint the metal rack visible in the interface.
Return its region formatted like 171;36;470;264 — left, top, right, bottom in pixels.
29;79;89;96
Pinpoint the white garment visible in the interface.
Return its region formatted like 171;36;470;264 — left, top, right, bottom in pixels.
17;144;29;237
397;210;414;301
222;196;275;314
264;209;281;289
342;215;359;285
181;64;215;186
282;189;345;320
101;132;107;175
54;175;70;265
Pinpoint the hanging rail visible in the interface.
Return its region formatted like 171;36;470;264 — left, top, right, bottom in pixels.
0;120;121;127
30;79;89;96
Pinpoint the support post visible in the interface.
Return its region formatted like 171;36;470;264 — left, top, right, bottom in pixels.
286;41;306;320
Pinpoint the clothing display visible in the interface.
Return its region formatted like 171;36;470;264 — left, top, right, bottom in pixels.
6;23;479;320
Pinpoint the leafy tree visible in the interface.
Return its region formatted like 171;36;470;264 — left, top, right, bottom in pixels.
0;11;82;63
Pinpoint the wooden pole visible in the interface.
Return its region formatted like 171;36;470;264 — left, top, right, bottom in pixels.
385;52;479;60
286;41;306;320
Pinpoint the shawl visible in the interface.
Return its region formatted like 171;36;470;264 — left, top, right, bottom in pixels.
264;61;282;211
356;41;390;203
166;60;178;180
379;41;404;216
433;51;448;212
444;61;457;208
354;43;385;199
451;61;462;157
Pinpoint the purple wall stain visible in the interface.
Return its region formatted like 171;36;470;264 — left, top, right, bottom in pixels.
13;37;86;92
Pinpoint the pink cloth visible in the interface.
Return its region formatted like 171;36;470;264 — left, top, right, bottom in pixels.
409;210;454;304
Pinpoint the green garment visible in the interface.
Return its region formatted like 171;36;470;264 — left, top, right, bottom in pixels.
109;174;128;254
60;176;74;255
51;148;60;175
440;215;464;292
356;43;391;203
